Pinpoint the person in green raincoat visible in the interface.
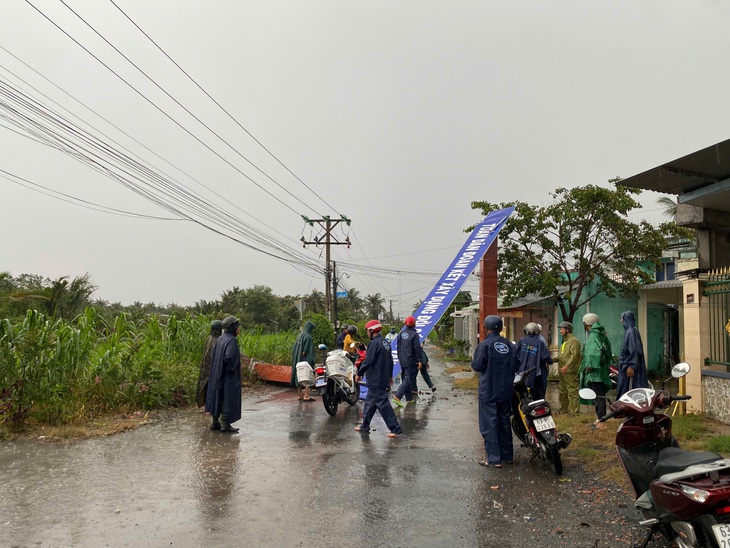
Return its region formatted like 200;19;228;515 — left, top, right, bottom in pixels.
578;313;612;428
291;320;316;401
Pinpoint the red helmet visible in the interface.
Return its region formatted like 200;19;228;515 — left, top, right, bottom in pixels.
365;320;382;333
405;316;416;327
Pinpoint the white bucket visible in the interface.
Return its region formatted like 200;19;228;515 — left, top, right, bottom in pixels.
296;361;314;386
325;354;349;378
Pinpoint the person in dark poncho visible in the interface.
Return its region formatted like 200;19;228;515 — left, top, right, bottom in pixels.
196;320;223;408
206;315;242;433
617;310;649;399
515;322;553;401
291;320;316;401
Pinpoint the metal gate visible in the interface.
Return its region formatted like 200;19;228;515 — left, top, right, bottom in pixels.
704;268;730;370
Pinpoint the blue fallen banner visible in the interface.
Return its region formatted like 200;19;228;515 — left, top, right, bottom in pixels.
388;206;515;380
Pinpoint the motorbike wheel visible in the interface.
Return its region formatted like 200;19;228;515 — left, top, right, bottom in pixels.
546;441;563;476
345;382;360;405
322;389;338;416
511;416;528;444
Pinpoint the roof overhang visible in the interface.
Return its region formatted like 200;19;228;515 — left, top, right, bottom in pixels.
620;138;730;216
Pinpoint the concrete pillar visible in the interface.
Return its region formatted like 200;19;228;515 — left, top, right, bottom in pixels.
681;279;710;412
638;291;649;369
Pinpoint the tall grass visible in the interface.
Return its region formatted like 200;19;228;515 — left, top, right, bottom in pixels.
0;309;296;430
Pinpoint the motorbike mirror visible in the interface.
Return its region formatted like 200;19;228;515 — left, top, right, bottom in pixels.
318;344;327;350
671;362;691;378
579;388;597;400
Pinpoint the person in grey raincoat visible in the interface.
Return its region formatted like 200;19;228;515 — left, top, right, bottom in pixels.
290;320;316;401
196;319;223;408
617;310;648;399
206;315;242;433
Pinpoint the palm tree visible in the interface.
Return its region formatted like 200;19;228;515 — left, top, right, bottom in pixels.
345;287;364;320
365;293;385;320
303;289;325;314
658;196;677;219
220;286;242;313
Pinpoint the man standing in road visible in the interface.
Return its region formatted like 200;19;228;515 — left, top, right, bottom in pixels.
578;313;612;429
385;327;398;344
206;315;243;433
392;316;423;408
196;319;223;409
355;320;402;438
472;315;519;468
617;310;649;399
557;321;581;414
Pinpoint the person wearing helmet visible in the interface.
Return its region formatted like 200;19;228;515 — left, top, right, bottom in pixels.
354;320;402;437
578;313;612;428
196;320;223;408
617;311;648;399
384;326;398;345
392;315;424;408
206;315;243;433
515;322;553;401
336;324;349;350
343;324;359;357
472;315;518;468
291;320;317;402
557;321;581;414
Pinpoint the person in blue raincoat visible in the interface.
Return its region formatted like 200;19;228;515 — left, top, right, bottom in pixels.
392;315;423;407
472;315;519;468
515;322;553;401
206;315;242;433
354;320;402;437
617;310;649;399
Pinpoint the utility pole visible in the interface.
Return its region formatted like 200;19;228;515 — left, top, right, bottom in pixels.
301;215;351;322
332;260;339;332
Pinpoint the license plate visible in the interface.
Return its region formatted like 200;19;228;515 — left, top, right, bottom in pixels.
533;416;555;432
713;524;730;547
314;377;326;387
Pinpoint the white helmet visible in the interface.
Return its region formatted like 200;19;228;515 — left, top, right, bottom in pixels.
582;313;600;326
524;322;540;335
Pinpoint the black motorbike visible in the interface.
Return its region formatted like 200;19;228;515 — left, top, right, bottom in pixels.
511;366;572;475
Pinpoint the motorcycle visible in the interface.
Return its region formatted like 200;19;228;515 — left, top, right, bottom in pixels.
511;366;572;475
581;363;730;548
313;344;361;416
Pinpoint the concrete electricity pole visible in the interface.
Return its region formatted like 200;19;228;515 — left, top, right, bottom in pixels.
301;215;351;321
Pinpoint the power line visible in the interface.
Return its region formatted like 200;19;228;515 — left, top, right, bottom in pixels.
106;0;341;218
24;0;313;217
0;75;324;272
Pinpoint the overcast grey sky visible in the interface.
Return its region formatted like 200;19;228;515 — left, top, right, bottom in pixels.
2;1;728;317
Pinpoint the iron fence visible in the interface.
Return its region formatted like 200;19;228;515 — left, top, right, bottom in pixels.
703;268;730;369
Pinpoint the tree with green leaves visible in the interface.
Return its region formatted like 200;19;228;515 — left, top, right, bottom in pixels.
471;183;690;325
365;292;385;320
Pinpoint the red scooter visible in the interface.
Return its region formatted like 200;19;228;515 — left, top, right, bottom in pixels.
581;363;730;548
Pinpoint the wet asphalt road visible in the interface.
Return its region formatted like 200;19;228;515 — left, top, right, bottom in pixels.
0;351;667;548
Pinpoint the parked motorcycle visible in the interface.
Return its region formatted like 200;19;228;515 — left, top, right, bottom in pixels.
511;366;572;475
313;344;361;416
581;363;730;548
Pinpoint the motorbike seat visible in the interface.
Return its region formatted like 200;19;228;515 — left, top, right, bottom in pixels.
526;399;548;411
653;447;723;477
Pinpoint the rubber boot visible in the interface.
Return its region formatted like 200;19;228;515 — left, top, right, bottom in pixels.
221;420;239;434
210;416;221;430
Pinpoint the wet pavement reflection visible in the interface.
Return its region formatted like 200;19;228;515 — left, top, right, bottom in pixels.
0;353;647;547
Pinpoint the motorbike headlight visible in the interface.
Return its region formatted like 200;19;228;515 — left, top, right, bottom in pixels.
680;485;710;503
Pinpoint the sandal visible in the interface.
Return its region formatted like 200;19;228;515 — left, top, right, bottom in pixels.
479;460;501;468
